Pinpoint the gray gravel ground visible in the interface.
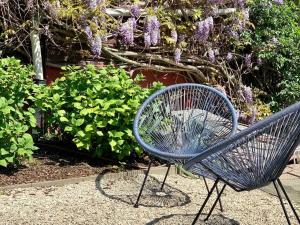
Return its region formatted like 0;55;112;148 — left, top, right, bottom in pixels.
0;173;299;225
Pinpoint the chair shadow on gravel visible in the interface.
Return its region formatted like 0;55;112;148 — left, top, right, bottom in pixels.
146;214;240;225
95;170;191;208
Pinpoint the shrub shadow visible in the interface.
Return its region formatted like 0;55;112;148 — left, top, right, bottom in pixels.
95;170;191;208
146;213;240;225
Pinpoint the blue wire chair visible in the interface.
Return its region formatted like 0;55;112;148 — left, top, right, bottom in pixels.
133;83;238;207
184;101;300;225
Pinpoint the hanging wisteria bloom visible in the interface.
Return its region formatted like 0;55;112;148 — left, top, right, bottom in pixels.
207;0;224;5
195;17;213;42
235;0;245;8
86;0;102;9
150;16;160;45
174;48;181;63
171;30;178;43
243;86;253;104
84;26;93;41
257;57;263;65
226;52;233;61
128;17;137;30
119;19;134;46
208;49;215;62
144;15;160;46
274;0;283;4
144;32;151;48
91;35;102;58
207;17;214;30
245;54;252;67
131;5;141;18
27;0;34;9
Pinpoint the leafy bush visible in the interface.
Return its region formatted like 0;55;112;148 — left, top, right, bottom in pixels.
0;58;37;167
35;65;162;160
242;0;300;109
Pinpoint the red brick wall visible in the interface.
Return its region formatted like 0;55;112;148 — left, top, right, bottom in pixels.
45;66;188;86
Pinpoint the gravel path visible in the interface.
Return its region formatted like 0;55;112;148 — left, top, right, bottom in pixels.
0;173;299;225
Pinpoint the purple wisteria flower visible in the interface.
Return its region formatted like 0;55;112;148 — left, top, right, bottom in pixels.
207;17;214;30
144;16;160;46
91;35;102;57
129;17;137;30
174;48;181;63
207;0;224;4
119;20;134;46
226;52;233;61
131;5;141;18
243;86;253;104
208;49;215;62
235;0;245;8
257;57;263;65
245;54;252;67
27;0;34;9
229;30;240;40
274;0;284;4
195;17;214;42
171;30;178;43
86;0;102;9
150;16;160;45
84;26;93;40
144;32;151;48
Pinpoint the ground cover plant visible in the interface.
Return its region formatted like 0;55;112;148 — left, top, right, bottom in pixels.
0;58;37;167
34;65;162;160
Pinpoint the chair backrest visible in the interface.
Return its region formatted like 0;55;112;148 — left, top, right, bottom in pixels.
133;83;237;161
196;101;300;191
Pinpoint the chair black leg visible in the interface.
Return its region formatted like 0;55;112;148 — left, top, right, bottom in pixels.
273;180;292;225
204;184;226;221
192;179;219;225
160;164;171;191
277;179;300;224
203;177;223;212
134;160;152;208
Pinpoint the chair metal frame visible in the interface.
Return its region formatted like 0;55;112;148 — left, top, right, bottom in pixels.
133;83;238;208
184;101;300;225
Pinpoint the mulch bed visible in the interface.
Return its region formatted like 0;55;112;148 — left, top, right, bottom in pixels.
0;142;152;187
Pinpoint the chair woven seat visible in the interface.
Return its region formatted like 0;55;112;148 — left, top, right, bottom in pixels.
184;101;300;225
134;83;237;164
133;83;238;208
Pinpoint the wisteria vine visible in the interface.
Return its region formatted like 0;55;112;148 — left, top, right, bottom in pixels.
0;0;285;124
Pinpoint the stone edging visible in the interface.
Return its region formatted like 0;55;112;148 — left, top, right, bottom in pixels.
0;165;176;191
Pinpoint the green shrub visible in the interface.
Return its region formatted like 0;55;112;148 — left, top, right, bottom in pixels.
35;65;162;160
242;0;300;110
0;58;37;167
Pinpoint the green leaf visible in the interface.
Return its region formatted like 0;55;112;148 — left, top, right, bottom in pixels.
53;93;60;103
0;159;7;167
109;139;117;150
74;102;83;109
64;126;73;132
77;130;86;137
96;131;104;136
60;117;69;122
85;124;94;132
75;118;85;126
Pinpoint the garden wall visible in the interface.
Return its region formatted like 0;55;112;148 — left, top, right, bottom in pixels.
44;65;187;87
